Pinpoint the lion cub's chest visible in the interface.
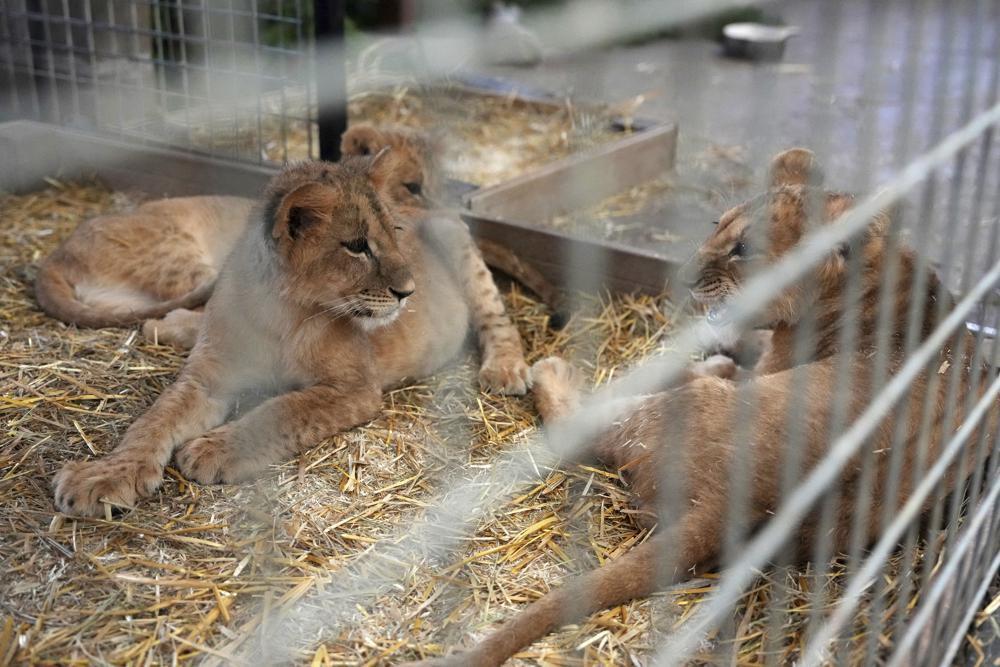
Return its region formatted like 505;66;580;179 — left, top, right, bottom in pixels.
370;246;470;386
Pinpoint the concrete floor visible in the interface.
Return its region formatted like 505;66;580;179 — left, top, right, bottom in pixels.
482;0;1000;277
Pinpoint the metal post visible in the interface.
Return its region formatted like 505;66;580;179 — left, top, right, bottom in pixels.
313;0;346;161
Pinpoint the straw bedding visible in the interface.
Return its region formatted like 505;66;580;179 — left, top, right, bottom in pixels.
0;180;985;666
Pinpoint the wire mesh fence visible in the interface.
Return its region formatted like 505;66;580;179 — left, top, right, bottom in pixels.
0;0;318;162
1;0;999;665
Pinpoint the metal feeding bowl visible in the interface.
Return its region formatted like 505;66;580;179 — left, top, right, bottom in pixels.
722;22;799;61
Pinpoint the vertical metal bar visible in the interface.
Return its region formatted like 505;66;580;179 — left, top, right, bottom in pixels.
19;1;43;118
934;312;1000;662
128;0;148;138
926;169;1000;666
36;0;64;124
59;0;81;122
716;17;798;642
802;0;889;657
862;4;993;658
81;0;101;130
175;0;194;148
941;0;1000;553
897;2;1000;656
313;0;346;161
296;0;313;160
198;0;214;155
0;3;24;117
150;0;172;135
839;0;894;579
223;0;239;159
960;12;1000;525
915;0;983;616
880;0;939;646
250;0;264;162
650;31;713;663
102;0;124;136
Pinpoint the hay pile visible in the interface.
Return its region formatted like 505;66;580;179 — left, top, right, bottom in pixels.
0;181;983;666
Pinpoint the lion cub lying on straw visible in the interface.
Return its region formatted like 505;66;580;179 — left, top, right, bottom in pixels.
407;149;998;666
52;150;522;517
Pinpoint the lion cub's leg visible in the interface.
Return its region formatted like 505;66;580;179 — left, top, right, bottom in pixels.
53;355;230;516
425;218;530;395
531;354;734;422
142;307;204;349
175;383;382;485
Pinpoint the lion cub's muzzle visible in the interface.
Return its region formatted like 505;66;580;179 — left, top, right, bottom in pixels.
353;278;416;325
680;262;739;327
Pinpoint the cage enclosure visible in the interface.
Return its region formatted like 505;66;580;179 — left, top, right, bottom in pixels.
1;1;999;666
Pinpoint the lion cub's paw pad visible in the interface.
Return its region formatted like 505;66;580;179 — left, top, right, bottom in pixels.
479;356;531;395
53;458;162;517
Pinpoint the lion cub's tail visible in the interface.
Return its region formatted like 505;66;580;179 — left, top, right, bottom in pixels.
407;533;672;667
34;263;214;329
476;238;570;329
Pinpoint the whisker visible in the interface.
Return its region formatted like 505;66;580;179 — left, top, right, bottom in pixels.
305;298;356;323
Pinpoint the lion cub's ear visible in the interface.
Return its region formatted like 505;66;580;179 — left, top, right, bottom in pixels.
770;148;821;188
340;123;387;157
365;146;398;191
273;182;336;241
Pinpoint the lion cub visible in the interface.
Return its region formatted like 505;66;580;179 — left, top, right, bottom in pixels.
407;149;998;666
53;154;480;516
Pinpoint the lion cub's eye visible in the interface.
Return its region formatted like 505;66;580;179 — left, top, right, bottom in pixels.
403;182;423;196
342;238;371;257
730;241;747;258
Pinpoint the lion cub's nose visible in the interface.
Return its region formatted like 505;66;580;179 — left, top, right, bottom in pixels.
389;279;416;301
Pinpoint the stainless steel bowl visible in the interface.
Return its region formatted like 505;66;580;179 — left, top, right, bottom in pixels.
722;22;799;61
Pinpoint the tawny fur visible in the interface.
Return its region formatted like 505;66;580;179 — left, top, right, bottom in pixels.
341;123;533;393
36;124;550;393
35;195;252;328
341;123;569;327
406;148;998;667
52;155;476;517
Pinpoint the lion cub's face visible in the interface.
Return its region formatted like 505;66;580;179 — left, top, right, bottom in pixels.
266;157;416;327
341;123;443;214
687;148;860;327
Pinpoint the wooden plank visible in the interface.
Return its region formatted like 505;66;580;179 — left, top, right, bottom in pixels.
465;122;677;223
461;211;675;296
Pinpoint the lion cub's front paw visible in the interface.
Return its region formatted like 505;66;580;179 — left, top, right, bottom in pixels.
690;354;737;380
175;430;240;485
479;354;531;396
53;458;162;517
530;356;584;420
142;308;203;350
